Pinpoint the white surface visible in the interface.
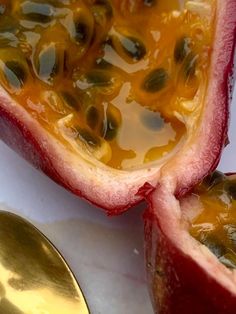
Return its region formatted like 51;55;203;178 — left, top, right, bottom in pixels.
0;88;235;314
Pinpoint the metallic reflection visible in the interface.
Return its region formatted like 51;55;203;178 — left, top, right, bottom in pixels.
0;212;89;314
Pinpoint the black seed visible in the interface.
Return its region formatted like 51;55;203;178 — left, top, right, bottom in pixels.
120;36;146;61
0;16;19;47
201;235;226;258
226;182;236;200
0;5;6;15
223;224;236;249
1;2;14;15
103;35;113;47
86;70;112;87
95;58;112;69
183;52;197;78
86;106;100;130
24;12;52;23
219;254;236;269
21;2;55;23
62;50;69;72
0;16;18;33
142;68;168;93
143;0;156;7
174;37;191;63
202;171;226;189
0;34;17;48
74;21;89;44
77;128;101;147
141;111;165;131
37;44;59;83
61;92;80;110
104;114;119;141
93;0;113;18
4;61;26;89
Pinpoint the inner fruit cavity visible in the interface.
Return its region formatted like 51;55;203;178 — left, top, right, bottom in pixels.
0;0;215;169
190;172;236;270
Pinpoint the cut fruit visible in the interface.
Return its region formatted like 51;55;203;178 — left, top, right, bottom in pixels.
190;172;236;270
0;0;235;212
144;172;236;314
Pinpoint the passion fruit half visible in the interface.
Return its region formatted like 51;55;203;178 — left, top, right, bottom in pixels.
0;0;235;213
144;172;236;314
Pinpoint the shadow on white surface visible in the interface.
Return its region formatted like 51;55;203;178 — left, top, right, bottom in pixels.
0;141;152;314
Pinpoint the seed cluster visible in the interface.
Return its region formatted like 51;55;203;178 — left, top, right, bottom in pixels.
0;0;213;169
190;172;236;270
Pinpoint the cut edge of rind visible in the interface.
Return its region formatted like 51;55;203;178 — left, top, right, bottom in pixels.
144;177;236;313
0;0;235;212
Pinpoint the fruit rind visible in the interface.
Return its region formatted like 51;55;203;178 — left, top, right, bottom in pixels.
0;1;235;213
0;91;159;213
144;179;236;314
160;0;236;200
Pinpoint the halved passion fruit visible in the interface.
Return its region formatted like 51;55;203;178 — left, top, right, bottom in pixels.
145;172;236;313
0;0;235;212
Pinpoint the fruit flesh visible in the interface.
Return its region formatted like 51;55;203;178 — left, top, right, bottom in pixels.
0;0;215;169
190;172;236;269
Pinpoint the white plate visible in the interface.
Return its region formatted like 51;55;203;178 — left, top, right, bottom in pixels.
0;87;235;314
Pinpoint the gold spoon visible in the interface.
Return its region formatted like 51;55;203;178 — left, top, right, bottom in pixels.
0;211;89;314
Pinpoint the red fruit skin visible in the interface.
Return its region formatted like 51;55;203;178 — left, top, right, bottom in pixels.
143;1;236;310
168;0;236;199
0;0;235;213
0;105;77;195
144;183;236;314
0;103;142;214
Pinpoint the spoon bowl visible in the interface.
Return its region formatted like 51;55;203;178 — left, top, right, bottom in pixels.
0;211;89;314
